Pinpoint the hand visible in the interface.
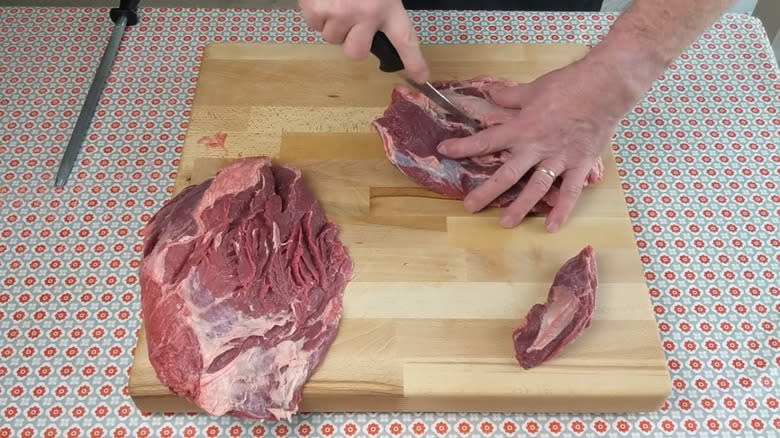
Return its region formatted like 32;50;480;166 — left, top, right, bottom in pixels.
298;0;429;83
436;57;633;232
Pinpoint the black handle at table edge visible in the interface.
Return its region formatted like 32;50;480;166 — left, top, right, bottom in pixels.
370;31;405;73
110;0;140;26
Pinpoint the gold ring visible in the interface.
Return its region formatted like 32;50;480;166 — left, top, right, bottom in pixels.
536;166;557;179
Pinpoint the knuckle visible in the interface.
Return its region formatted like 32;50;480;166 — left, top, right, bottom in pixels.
496;163;524;185
400;26;418;45
356;1;382;18
530;175;552;193
562;181;584;198
321;21;348;43
474;144;489;156
474;134;495;155
387;23;419;48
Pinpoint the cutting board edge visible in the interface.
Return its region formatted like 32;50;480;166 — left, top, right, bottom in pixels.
129;390;672;417
128;322;673;414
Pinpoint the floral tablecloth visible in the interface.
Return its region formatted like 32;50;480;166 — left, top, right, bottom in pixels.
0;6;778;438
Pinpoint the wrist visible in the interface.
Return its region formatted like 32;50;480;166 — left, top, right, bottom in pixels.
578;39;665;118
578;12;680;118
567;54;644;125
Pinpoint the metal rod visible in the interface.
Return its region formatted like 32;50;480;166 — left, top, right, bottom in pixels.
55;14;128;188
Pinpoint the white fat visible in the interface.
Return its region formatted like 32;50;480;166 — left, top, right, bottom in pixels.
143;243;197;296
269;341;308;413
267;408;291;422
192;158;270;234
182;271;291;367
197;339;310;420
272;222;280;250
143;223;206;286
145;245;169;284
528;286;578;351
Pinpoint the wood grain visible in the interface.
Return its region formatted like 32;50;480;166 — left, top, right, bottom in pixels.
129;42;671;417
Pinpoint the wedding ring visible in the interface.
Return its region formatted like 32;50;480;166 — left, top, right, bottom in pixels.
535;166;557;179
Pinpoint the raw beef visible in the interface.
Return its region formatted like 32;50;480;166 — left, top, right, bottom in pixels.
139;156;353;421
372;75;604;213
512;245;598;369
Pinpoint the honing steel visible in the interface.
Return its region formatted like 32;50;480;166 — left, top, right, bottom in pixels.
55;0;141;188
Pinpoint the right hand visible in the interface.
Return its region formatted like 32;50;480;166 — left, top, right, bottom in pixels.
297;0;429;83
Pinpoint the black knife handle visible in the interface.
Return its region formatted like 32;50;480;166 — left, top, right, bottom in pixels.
110;0;140;26
370;31;405;73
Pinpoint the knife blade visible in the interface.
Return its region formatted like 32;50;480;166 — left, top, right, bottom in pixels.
369;31;482;131
399;76;481;131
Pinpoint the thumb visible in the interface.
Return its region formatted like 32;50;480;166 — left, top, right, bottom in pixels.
488;83;531;109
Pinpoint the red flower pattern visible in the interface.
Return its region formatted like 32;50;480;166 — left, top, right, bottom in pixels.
502;421;517;434
387;422;403;436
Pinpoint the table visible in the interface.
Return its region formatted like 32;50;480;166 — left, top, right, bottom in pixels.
0;6;778;438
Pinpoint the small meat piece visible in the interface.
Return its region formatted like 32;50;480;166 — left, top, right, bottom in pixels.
139;156;353;421
372;75;604;213
513;245;598;369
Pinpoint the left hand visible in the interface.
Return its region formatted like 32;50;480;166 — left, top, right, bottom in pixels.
436;57;631;232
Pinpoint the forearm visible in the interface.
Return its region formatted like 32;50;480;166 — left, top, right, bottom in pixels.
583;0;735;115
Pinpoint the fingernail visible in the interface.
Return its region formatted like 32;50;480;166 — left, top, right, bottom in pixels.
499;215;514;228
463;197;477;213
436;142;449;155
546;221;559;232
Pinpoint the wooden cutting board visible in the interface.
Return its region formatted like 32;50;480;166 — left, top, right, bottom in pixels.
128;42;671;416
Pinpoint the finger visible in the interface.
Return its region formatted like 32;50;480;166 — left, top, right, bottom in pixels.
462;153;536;213
499;160;565;228
343;23;377;60
381;11;429;83
298;0;325;30
321;19;351;44
437;123;516;159
487;83;531;109
544;166;589;232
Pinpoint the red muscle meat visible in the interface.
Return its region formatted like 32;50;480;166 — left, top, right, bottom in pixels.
513;245;599;369
139;156;353;421
372;75;604;213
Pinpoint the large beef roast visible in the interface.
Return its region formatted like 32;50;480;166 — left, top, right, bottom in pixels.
513;245;598;369
139;156;353;421
372;75;604;213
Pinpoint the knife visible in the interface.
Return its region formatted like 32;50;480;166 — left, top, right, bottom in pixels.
370;31;482;131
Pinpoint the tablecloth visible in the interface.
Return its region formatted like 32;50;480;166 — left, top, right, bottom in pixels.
0;6;778;438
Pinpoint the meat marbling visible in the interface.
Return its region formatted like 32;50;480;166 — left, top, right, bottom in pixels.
513;245;599;369
139;156;353;421
372;75;604;213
